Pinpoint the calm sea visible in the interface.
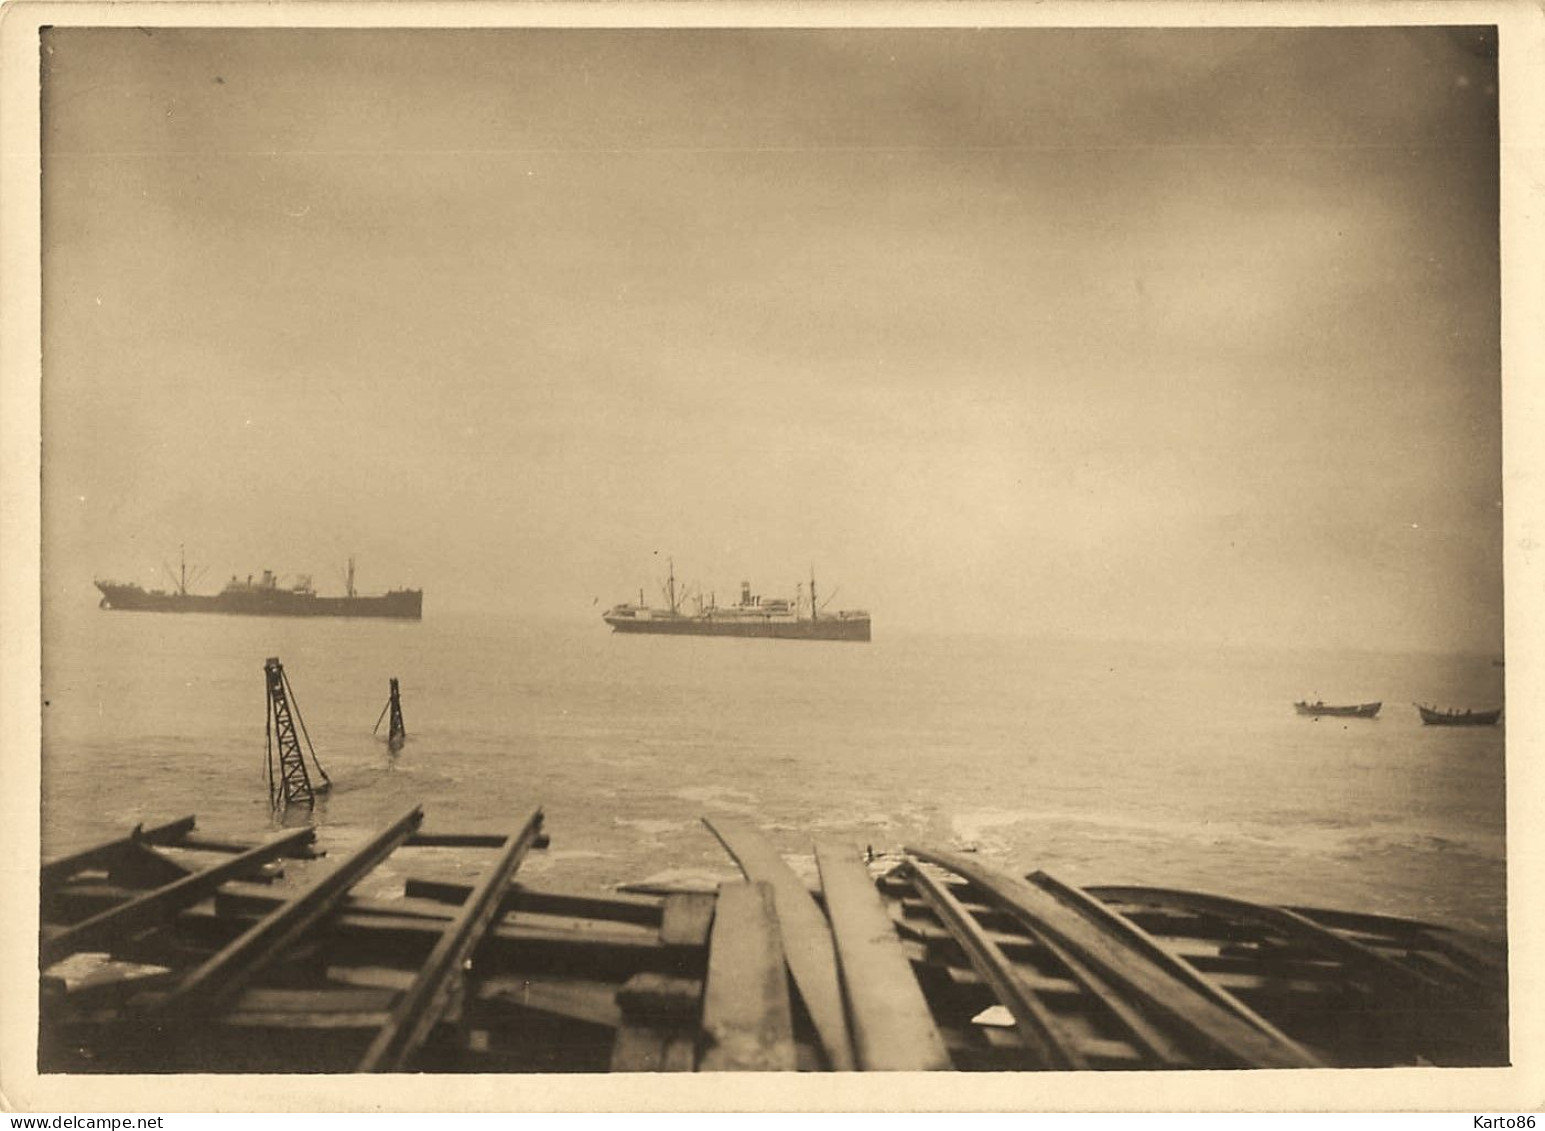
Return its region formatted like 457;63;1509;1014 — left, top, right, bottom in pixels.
40;604;1509;937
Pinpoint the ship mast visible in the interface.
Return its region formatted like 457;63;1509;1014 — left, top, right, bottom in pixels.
179;544;187;597
667;557;678;615
346;556;357;599
809;565;817;622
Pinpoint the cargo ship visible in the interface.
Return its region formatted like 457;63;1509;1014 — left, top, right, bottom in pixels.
603;561;870;642
95;555;422;620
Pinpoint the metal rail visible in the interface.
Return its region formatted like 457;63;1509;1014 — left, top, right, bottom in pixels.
357;807;545;1072
42;826;318;967
906;846;1324;1069
905;862;1085;1069
1027;870;1308;1049
1084;885;1445;993
152;807;425;1015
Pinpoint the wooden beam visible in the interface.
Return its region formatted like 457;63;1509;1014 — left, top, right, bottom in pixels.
189;901;687;977
660;1035;696;1071
610;1024;667;1071
151;807;425;1015
703;818;854;1070
41;826;317;967
173;835;320;858
406;831;550;850
357;808;544;1072
403;877;663;927
1085;884;1445;993
659;892;716;947
814;841;950;1071
905;847;1324;1069
616;972;702;1020
475;975;623;1029
698;881;796;1071
217;986;399;1030
213;886;659;946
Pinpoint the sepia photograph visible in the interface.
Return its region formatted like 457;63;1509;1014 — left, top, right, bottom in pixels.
2;0;1542;1114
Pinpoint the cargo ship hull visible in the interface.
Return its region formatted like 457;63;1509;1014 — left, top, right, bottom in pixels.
95;582;422;620
604;611;870;642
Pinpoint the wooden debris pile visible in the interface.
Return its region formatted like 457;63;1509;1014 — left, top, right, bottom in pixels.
38;810;1507;1073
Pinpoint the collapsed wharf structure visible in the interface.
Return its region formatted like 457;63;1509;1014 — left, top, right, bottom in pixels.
38;809;1507;1073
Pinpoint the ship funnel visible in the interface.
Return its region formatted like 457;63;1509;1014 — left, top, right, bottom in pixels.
741;581;751;606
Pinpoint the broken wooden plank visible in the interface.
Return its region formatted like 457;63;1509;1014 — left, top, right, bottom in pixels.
660;892;716;947
905;847;1324;1069
104;843;194;889
703;818;854;1070
358;807;544;1072
41;817;198;889
616;880;719;897
814;841;950;1071
41;826;318;967
152;807;425;1016
476;974;623;1029
698;881;796;1072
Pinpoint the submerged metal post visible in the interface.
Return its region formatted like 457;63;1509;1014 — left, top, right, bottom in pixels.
387;677;405;746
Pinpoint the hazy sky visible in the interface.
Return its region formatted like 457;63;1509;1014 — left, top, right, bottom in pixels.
41;26;1503;649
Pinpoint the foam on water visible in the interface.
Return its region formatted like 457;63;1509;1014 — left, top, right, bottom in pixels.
40;604;1508;935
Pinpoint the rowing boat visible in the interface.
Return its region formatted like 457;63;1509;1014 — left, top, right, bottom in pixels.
1417;704;1502;727
1294;701;1381;718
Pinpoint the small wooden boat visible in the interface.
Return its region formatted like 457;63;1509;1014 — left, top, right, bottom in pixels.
38;812;1507;1073
1294;700;1381;718
1417;704;1502;727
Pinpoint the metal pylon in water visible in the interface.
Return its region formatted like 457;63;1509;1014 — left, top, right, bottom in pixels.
387;677;405;746
264;657;331;809
373;676;406;748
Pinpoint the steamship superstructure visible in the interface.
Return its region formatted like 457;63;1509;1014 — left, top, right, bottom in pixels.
603;561;869;642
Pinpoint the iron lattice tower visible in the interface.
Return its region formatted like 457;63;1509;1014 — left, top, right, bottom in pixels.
264;657;330;808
